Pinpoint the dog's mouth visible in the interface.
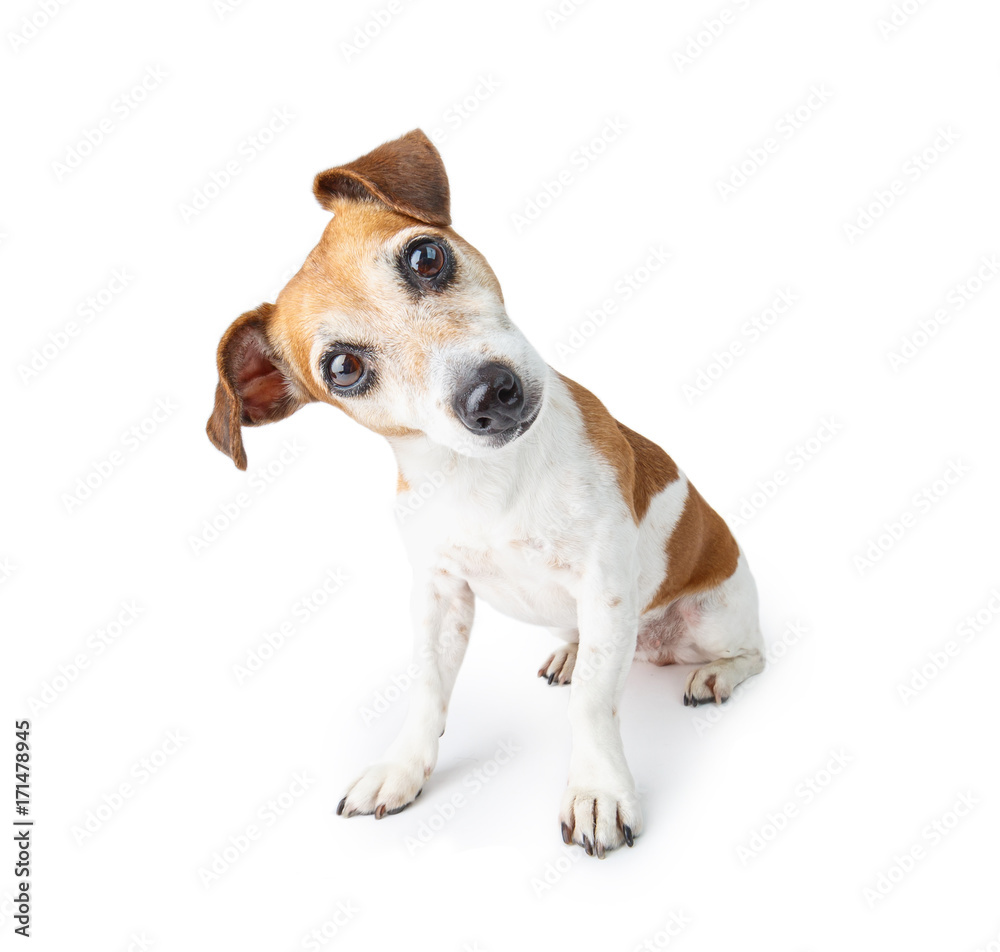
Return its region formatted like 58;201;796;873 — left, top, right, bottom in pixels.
489;401;541;447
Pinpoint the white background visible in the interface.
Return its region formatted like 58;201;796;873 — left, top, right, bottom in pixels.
3;0;1000;949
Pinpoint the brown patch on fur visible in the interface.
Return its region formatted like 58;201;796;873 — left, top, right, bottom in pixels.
313;129;451;226
557;373;679;524
209;132;507;463
206;303;312;470
265;199;489;430
397;472;410;494
616;422;679;520
644;482;740;612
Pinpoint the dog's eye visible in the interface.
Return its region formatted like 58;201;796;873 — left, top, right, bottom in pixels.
328;353;364;387
407;240;446;278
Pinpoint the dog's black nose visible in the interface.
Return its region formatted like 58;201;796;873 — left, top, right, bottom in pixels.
453;362;527;435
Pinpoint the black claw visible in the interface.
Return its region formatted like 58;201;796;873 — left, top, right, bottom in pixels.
623;825;634;847
583;835;594;856
561;822;573;845
336;797;347;816
683;694;690;706
596;841;606;859
547;672;556;685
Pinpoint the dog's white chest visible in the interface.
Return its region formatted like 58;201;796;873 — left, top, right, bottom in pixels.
437;528;581;630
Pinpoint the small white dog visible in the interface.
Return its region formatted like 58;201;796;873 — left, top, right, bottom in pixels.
207;130;765;857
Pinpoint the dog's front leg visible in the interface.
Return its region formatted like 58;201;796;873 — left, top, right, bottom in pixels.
560;569;642;857
338;570;473;819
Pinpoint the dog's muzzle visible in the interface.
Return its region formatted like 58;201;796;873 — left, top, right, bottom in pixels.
452;362;536;440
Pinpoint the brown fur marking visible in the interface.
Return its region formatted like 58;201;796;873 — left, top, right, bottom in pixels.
557;373;679;524
644;482;740;612
206;303;311;470
313;129;451;226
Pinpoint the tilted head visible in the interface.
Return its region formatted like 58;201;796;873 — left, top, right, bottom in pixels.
206;129;546;469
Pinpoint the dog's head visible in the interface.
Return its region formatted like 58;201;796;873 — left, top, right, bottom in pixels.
207;129;546;470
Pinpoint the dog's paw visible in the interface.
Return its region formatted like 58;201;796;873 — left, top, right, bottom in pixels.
337;760;428;819
683;662;736;706
558;785;642;858
537;643;577;685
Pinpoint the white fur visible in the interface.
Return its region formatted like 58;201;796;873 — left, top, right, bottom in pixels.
339;369;765;855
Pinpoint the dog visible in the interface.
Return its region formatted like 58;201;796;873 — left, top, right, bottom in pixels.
206;129;765;857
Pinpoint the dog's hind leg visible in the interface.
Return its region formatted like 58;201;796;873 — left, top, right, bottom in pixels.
538;629;579;685
674;552;765;707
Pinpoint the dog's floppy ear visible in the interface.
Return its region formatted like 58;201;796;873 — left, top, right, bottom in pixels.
206;303;312;470
313;128;451;226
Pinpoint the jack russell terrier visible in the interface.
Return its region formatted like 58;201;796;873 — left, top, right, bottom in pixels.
207;129;765;857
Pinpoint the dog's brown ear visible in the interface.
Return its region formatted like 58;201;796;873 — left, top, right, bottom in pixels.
313;129;451;226
206;303;311;470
